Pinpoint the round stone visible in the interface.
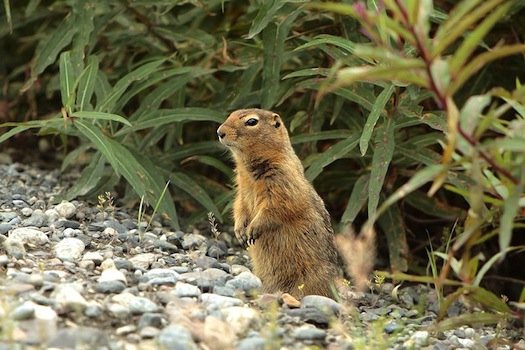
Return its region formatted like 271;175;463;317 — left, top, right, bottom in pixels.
82;251;104;265
410;331;429;347
200;293;243;311
96;280;126;294
179;268;229;290
112;292;159;314
225;271;262;295
22;209;46;227
55;201;77;219
9;227;49;245
129;253;156;270
174;282;201;298
293;326;327;340
10;301;35;320
0;223;12;234
138;313;166;329
221;306;260;335
301;295;342;316
54;238;85;261
141;268;179;286
52;284;88;312
181;233;207;250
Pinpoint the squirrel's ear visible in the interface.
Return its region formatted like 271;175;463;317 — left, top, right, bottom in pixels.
272;113;281;129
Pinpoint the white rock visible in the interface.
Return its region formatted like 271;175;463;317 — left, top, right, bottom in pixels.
103;227;118;238
106;303;130;319
44;270;68;280
54;238;85;261
458;338;476;349
63;228;81;237
52;284;88;312
129;253;156;270
82;251;104;265
21;207;33;217
55;201;76;219
79;260;95;270
201;293;243;311
231;264;250;275
45;209;60;223
112;292;159;314
3;237;26;258
99;268;127;285
101;258;117;270
174;282;201;298
9;228;49;245
410;331;429;347
221;307;260;335
116;324;136;336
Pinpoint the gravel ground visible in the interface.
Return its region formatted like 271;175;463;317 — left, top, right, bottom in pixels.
0;159;523;349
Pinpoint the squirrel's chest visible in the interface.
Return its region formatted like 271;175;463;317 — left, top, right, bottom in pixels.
237;177;272;212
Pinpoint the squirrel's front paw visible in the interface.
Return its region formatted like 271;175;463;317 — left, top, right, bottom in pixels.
245;224;263;247
234;221;249;248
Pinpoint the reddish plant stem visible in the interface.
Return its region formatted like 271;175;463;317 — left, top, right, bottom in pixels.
457;127;519;184
393;0;518;185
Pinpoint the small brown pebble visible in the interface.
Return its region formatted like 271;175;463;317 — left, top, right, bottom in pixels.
281;293;300;308
255;293;280;309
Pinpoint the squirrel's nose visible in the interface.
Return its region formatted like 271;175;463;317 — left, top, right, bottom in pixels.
217;127;226;139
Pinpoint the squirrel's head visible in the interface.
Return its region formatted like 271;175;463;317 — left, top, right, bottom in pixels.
217;109;290;156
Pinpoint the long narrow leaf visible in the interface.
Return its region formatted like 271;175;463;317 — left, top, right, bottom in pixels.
59;51;74;112
72;111;131;126
261;9;301;108
305;133;360;181
371;164;445;224
332;64;428;92
76;56;99;111
377;202;409;272
248;0;287;39
291;130;352;144
449;1;513;75
499;172;524;254
294;34;356;53
360;84;395;155
116;108;223;136
368;118;395;218
341;174;370;224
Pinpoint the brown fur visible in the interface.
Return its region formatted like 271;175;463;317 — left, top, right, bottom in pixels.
217;109;339;298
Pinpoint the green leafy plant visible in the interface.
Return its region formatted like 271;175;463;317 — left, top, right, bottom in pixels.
307;0;525;318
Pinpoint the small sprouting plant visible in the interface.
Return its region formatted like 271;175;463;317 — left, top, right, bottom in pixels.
208;211;221;239
374;274;385;289
97;192;115;213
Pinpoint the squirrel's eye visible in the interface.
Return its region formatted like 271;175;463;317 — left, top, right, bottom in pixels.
245;118;258;126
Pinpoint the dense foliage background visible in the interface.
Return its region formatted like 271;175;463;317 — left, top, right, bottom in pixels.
1;0;525;323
